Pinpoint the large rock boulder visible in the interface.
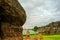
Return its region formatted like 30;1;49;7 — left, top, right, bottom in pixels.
0;0;26;40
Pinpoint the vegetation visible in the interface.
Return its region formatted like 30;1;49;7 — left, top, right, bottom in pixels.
33;26;38;32
23;34;60;40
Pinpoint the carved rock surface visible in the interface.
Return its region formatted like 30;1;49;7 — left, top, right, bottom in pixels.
0;0;26;40
0;0;26;26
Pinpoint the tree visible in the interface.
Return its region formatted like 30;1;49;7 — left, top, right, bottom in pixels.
33;26;38;32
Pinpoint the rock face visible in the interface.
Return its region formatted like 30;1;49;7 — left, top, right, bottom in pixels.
0;0;26;40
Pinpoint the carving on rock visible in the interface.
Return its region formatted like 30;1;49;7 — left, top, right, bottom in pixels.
0;0;26;40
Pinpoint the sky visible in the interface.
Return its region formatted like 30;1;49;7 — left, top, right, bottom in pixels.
18;0;60;29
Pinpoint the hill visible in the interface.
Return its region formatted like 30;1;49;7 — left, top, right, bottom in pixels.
38;21;60;34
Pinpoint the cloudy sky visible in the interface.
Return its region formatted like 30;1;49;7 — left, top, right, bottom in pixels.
18;0;60;29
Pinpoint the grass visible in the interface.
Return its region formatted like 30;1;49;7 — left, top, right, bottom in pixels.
23;34;60;40
43;35;60;40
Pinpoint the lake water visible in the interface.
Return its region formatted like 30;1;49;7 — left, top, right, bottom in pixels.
23;30;38;35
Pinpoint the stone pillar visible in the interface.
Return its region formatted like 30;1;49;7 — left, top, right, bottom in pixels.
25;30;31;40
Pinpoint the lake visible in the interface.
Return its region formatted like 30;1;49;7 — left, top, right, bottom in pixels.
23;29;38;35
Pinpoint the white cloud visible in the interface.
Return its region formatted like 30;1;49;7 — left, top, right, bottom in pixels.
18;0;60;29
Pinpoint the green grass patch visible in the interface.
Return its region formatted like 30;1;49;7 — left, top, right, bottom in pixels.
43;35;60;40
23;34;60;40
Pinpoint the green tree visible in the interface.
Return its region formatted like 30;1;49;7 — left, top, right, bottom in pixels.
33;26;38;32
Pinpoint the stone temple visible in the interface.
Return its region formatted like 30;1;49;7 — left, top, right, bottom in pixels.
0;0;26;40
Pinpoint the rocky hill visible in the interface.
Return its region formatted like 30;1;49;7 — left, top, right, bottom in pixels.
46;21;60;27
39;21;60;34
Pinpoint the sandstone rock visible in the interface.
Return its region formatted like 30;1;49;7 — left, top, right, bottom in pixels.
0;0;26;26
0;0;26;40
